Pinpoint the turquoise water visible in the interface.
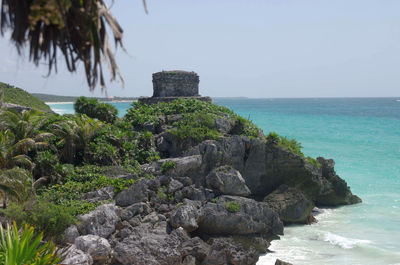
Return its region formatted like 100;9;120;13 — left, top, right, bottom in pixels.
48;98;400;265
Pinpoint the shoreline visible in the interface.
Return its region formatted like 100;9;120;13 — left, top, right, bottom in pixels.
46;100;136;105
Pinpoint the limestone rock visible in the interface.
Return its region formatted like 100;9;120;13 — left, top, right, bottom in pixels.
77;204;120;238
202;238;259;265
275;259;293;265
169;201;202;232
84;186;114;203
264;185;315;224
113;222;188;265
115;178;149;207
62;245;93;265
198;195;283;236
63;225;80;244
75;235;111;263
206;165;251;196
118;202;151;221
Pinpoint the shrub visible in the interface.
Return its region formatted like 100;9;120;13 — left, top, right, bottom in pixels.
0;222;61;264
278;136;304;156
74;96;118;124
307;156;321;168
266;131;280;145
2;200;76;239
161;160;177;174
223;201;241;212
124;98;260;140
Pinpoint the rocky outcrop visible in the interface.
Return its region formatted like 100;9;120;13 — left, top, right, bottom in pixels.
77;204;119;238
62;245;93;265
275;259;293;265
206;165;251;196
264;185;314;224
62;107;361;265
75;235;111;264
198;196;283;236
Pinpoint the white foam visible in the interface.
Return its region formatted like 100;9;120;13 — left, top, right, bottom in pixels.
324;232;372;249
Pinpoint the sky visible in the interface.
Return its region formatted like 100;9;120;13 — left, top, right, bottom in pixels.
0;0;399;98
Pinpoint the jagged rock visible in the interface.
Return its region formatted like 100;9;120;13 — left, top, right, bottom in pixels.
182;255;196;265
202;238;259;265
77;204;120;238
206;165;251;196
75;235;111;264
316;157;362;205
180;185;215;202
84;186;114;203
158;155;202;177
275;259;293;265
264;185;314;224
62;245;93;265
63;225;80;244
169;201;202;232
113;222;188;265
198;195;283;236
214;115;234;134
118;202;152;221
179;236;210;262
168;179;184;193
115;179;149;207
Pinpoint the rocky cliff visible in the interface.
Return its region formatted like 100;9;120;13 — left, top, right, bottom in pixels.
61;99;360;265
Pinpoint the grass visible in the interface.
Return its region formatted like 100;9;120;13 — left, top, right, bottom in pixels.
224;201;241;212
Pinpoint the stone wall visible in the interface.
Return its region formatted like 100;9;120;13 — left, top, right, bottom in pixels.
152;71;199;97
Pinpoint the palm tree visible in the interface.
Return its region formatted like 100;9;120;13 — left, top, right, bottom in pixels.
52;114;103;164
0;130;35;208
0;109;54;144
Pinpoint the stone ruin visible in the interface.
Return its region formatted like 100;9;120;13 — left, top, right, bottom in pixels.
138;70;211;104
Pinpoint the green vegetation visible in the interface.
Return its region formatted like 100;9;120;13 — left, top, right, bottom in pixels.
0;82;51;112
0;93;316;243
210;198;219;203
161;160;177;174
266;131;304;156
0;222;61;264
125;98;260;142
157;187;174;201
74;96;118;124
224;201;241;212
307;156;322;168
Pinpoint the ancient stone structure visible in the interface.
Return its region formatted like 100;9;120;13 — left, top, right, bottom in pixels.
139;70;211;104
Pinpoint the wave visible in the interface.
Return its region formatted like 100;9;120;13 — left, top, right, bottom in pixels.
323;232;372;249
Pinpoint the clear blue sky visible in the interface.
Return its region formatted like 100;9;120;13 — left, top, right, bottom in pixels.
0;0;399;98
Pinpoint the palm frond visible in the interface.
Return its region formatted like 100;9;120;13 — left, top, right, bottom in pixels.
0;0;136;92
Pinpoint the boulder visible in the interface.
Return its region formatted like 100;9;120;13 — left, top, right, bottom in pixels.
62;245;93;265
157;155;202;177
202;238;259;265
198;195;283;236
206;165;251;196
77;204;120;238
118;202;152;221
169;201;202;232
75;235;111;263
264;185;314;224
275;259;293;265
63;225;80;244
84;186;114;203
113;222;188;265
115;179;149;207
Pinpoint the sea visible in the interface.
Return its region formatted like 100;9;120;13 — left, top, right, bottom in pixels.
48;98;400;265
